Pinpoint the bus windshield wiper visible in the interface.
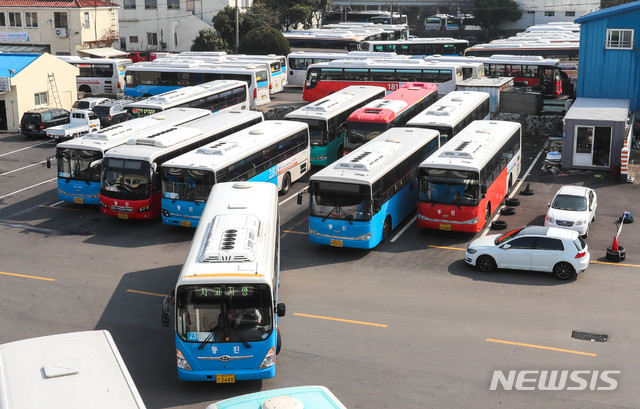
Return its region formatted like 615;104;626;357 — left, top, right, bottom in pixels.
322;206;341;222
198;326;216;349
237;334;251;349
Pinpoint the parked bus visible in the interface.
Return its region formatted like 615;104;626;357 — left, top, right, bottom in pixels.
299;127;440;249
344;82;438;154
124;61;270;106
161;119;309;227
125;80;249;119
0;330;146;409
406;90;490;143
207;386;346;409
58;56;132;95
48;108;211;206
283;31;367;53
361;37;469;57
285;85;386;166
99;111;261;220
424;14;464;31
417;120;522;232
287;51;408;87
303;59;463;102
322;22;409;40
161;181;285;382
426;54;565;97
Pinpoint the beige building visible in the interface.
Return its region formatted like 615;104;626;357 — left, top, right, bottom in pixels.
0;0;119;56
0;53;78;132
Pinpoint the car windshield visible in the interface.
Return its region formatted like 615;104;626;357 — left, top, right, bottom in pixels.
552;194;587;211
494;227;525;245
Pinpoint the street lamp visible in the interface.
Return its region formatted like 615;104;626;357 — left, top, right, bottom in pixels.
235;0;239;54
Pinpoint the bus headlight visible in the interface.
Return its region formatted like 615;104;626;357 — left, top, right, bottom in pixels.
417;213;427;220
309;228;319;236
258;346;276;369
355;232;371;241
176;348;192;371
138;204;151;213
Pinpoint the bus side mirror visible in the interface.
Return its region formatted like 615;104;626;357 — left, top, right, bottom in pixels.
151;163;157;172
161;290;174;327
46;155;55;169
276;303;286;317
90;159;103;168
481;185;487;194
296;188;308;205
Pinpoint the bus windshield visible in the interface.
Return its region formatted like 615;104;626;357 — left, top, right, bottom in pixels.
57;148;102;182
176;284;273;343
297;119;328;146
419;168;480;205
346;122;389;148
162;167;214;202
310;181;372;221
101;158;150;201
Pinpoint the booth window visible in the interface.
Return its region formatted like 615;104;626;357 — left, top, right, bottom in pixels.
606;29;634;50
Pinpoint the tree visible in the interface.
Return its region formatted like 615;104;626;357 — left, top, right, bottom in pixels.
241;3;280;33
191;29;229;52
261;0;319;30
472;0;522;30
238;26;290;55
212;6;241;48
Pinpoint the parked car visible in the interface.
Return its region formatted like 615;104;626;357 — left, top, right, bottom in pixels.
544;185;597;238
92;100;132;128
19;107;70;138
72;97;111;111
465;225;590;280
126;51;149;63
46;110;101;141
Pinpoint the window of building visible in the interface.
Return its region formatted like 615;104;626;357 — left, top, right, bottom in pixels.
565;11;575;17
544;11;555;17
9;12;22;27
606;28;634;50
35;92;48;106
174;32;178;47
0;12;5;27
147;32;158;45
124;0;136;9
25;12;38;28
186;0;195;12
83;12;90;28
168;0;180;9
145;0;157;10
130;36;139;43
54;12;68;29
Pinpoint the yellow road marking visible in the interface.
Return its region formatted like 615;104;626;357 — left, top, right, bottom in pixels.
294;312;387;328
0;271;55;281
591;260;640;267
127;289;167;297
486;338;597;357
283;230;307;235
428;244;465;251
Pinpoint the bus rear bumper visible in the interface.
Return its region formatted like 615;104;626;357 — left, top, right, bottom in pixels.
177;366;275;382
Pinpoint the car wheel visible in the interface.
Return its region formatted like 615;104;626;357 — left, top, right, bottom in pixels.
553;262;576;280
476;255;496;272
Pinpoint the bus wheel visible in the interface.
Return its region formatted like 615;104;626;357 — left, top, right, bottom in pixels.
279;173;291;196
276;330;282;355
383;216;392;241
485;204;491;226
79;85;92;94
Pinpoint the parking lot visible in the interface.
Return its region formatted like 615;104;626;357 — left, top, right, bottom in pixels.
2;92;640;408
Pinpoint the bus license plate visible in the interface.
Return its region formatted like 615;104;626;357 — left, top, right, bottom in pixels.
180;220;191;227
73;197;83;204
216;374;235;383
439;224;451;231
117;213;129;220
330;239;343;247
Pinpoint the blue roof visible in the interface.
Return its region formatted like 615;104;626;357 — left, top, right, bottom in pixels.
575;1;640;23
0;53;40;76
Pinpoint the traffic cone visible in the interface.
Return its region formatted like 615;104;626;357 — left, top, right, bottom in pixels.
520;183;534;195
611;235;619;252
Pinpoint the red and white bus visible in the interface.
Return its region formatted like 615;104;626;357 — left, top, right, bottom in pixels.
417;120;521;232
303;59;463;102
344;82;438;154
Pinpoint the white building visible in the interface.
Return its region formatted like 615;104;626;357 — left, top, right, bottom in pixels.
500;0;596;30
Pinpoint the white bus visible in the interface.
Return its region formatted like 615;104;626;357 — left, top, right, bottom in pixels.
124;60;270;107
207;386;347;409
162;181;286;382
406;90;491;143
161;120;310;227
285;85;386;166
124;80;249;119
0;330;146;409
58;56;132;95
283;31;367;53
286;50;409;87
361;38;469;57
48;107;211;206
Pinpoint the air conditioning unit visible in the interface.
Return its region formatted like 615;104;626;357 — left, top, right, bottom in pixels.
54;28;67;38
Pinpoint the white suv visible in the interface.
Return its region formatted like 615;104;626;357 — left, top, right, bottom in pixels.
544;185;597;238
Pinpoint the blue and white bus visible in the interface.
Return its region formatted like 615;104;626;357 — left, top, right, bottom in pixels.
161;120;310;227
124;61;270;106
299;127;440;249
206;386;346;409
162;181;285;382
47;108;211;205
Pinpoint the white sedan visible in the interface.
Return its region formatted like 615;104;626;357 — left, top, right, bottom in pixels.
465;226;590;280
544;185;597;237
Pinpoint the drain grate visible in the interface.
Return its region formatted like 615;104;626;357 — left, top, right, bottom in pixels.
571;331;608;342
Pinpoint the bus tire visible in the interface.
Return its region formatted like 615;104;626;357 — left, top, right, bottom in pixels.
79;85;92;94
276;330;282;355
279;173;291;196
505;197;520;207
382;216;392;241
491;220;508;230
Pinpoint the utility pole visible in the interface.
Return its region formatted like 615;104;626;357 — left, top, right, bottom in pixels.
235;0;239;54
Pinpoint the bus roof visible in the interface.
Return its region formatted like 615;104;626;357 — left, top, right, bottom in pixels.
311;127;439;186
426;54;561;66
285;85;386;121
176;181;279;286
0;330;145;409
126;61;265;74
406;90;490;128
161;120;306;172
363;37;469;45
206;385;347;409
311;58;464;70
58;56;132;64
347;82;438;124
55;107;211;152
125;80;247;110
287;51;408;60
420;120;521;171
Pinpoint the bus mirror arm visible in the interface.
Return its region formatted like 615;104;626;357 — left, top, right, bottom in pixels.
46;155;55;169
90;159;103;168
276;303;286;317
161;290;175;327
